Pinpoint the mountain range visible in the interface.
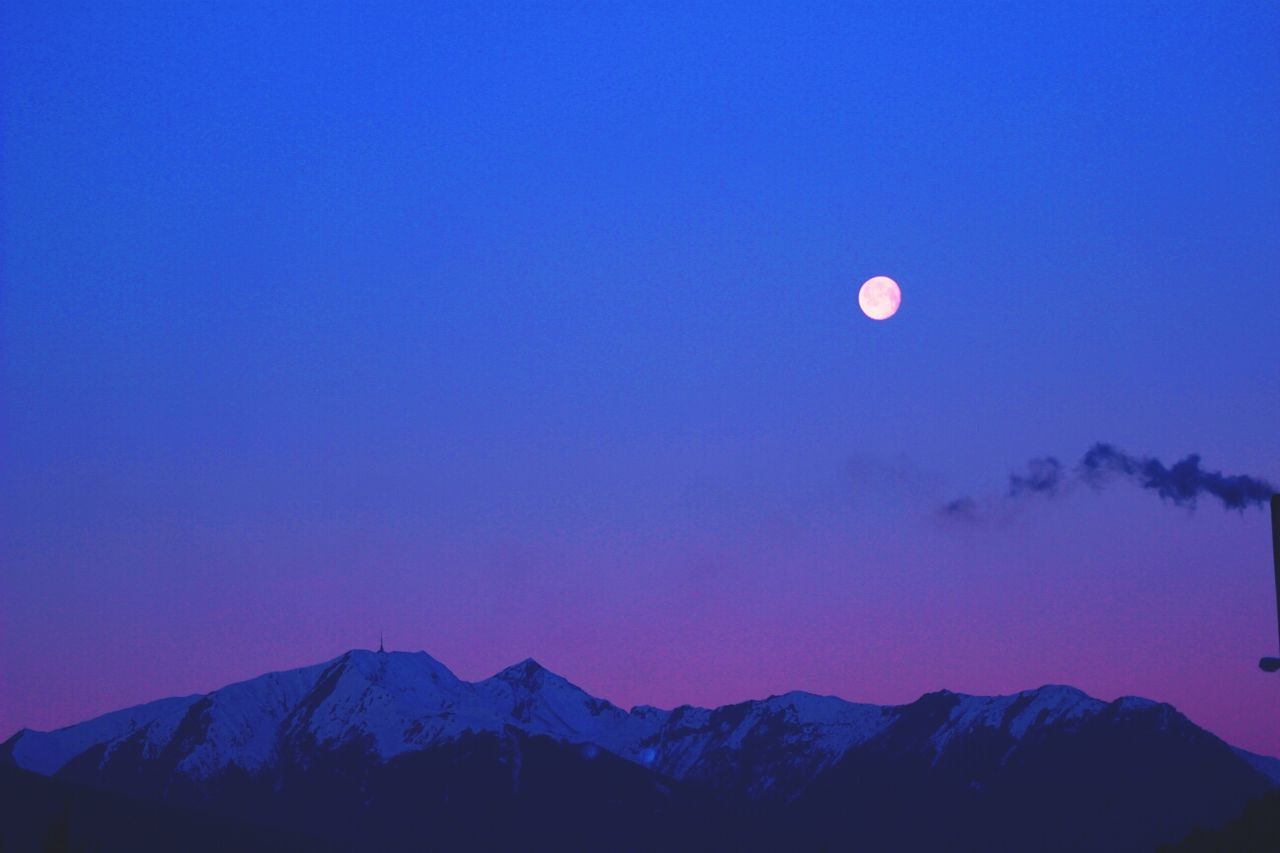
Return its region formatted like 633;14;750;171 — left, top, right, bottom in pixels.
3;649;1277;851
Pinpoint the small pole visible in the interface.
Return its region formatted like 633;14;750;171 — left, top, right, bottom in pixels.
1271;495;1280;655
1262;495;1280;672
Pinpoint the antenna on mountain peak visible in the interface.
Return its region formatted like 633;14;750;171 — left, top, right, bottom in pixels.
378;632;385;654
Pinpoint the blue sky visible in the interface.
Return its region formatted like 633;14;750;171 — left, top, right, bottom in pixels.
3;1;1279;754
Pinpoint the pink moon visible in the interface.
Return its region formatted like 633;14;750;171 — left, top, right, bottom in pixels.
858;276;902;320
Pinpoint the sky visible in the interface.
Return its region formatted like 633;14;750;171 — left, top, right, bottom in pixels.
3;1;1279;757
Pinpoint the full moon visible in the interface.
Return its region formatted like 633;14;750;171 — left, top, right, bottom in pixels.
858;276;902;321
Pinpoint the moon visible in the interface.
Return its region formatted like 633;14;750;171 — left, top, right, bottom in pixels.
858;276;901;321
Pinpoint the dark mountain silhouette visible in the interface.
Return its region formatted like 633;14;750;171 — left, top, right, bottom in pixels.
3;650;1276;851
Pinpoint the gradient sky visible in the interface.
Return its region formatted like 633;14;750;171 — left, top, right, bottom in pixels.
3;1;1279;757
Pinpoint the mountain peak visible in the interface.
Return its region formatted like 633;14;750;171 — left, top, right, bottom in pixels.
511;657;545;675
491;657;565;687
1027;683;1088;698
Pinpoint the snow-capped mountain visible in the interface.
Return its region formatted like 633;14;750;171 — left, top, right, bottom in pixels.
1;650;1169;792
0;650;1130;797
3;649;1276;852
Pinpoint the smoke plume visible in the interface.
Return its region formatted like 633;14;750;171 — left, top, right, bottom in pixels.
1078;443;1273;510
943;443;1273;521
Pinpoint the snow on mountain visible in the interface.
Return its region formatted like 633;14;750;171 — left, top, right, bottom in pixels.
633;691;895;796
7;651;606;780
475;658;661;756
929;684;1105;754
284;651;499;760
7;694;200;776
5;650;1276;804
175;661;333;777
762;691;898;753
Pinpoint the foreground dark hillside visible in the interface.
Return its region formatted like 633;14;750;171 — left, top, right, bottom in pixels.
3;748;1272;853
1159;790;1280;852
0;764;339;853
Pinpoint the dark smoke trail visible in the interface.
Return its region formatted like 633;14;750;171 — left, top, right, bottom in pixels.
1078;443;1273;510
943;444;1273;521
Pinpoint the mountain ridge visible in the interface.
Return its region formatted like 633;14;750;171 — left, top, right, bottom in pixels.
4;648;1276;851
6;648;1276;782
